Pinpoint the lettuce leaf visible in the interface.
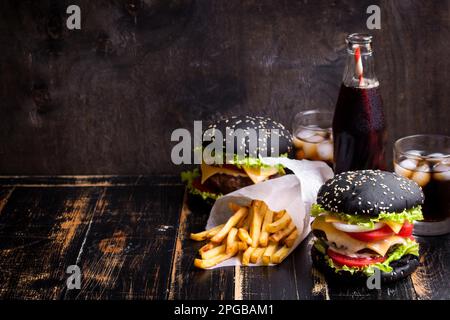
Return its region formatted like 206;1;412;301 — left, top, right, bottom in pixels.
180;169;222;200
310;203;423;227
319;238;420;276
229;154;287;173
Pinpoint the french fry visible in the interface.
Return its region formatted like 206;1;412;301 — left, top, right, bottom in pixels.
207;224;225;238
240;215;250;230
228;202;242;212
190;224;224;241
250;247;265;264
273;210;285;221
199;242;214;254
211;207;248;243
201;244;226;260
238;241;248;251
194;246;238;269
272;245;290;264
242;204;254;231
226;228;238;254
250;201;265;247
238;228;253;246
265;211;291;233
259;208;274;247
284;229;298;248
262;242;278;265
248;201;261;239
269;222;296;243
242;247;255;266
236;214;248;228
192;201;294;269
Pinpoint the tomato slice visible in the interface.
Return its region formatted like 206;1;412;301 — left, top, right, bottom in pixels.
347;225;394;242
397;221;414;237
327;248;386;267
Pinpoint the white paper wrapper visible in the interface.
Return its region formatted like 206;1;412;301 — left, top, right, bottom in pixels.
205;158;334;268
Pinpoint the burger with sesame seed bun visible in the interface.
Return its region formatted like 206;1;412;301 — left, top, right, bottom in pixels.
182;115;293;202
310;170;424;283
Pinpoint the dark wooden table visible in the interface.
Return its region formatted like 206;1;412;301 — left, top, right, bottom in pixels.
0;176;448;300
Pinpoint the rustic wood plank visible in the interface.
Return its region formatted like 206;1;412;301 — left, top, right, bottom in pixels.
0;187;15;214
0;175;181;187
236;256;299;300
168;193;235;300
411;235;450;300
236;237;314;300
295;235;329;300
0;186;103;299
64;182;185;300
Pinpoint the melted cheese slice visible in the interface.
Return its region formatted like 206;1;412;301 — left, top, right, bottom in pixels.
312;217;406;256
200;163;279;184
200;163;247;184
242;166;279;184
384;220;404;233
324;215;342;223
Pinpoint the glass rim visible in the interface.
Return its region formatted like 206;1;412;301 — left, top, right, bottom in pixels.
347;33;372;44
293;109;333;132
394;134;450;160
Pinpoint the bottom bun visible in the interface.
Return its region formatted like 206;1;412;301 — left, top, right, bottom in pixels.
311;245;419;284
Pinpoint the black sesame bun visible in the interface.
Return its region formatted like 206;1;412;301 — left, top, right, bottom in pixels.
203;115;294;158
311;245;419;284
185;115;292;202
317;170;424;216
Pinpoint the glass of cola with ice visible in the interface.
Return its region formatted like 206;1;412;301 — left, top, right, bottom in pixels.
394;134;450;236
292;109;334;167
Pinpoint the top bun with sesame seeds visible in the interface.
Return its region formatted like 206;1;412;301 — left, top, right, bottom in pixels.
203;115;294;158
316;170;424;217
182;115;293;202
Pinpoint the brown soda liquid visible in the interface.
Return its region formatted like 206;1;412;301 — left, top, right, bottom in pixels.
422;178;450;221
395;160;450;221
333;84;387;173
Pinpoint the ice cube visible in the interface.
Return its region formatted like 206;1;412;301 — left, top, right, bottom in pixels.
293;136;304;149
434;170;450;181
394;163;413;179
433;160;450;181
296;129;315;140
426;153;448;164
315;130;331;138
304;134;325;143
317;140;333;161
405;150;424;157
411;164;431;187
399;158;418;171
303;142;318;160
427;152;446;158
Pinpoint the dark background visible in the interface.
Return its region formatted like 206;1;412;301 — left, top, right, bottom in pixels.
0;0;448;175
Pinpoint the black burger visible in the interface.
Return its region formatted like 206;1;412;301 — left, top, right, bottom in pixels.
310;170;424;283
182;115;293;201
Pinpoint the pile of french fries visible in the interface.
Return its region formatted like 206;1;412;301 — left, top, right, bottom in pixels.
191;200;299;269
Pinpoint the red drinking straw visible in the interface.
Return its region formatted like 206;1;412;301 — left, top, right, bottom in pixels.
354;46;364;86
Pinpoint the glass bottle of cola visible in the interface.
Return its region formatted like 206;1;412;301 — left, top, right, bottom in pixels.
333;33;387;173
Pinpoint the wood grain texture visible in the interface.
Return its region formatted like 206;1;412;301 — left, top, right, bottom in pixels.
168;194;235;300
411;235;450;300
0;186;103;299
64;181;185;299
0;178;449;300
0;0;448;175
